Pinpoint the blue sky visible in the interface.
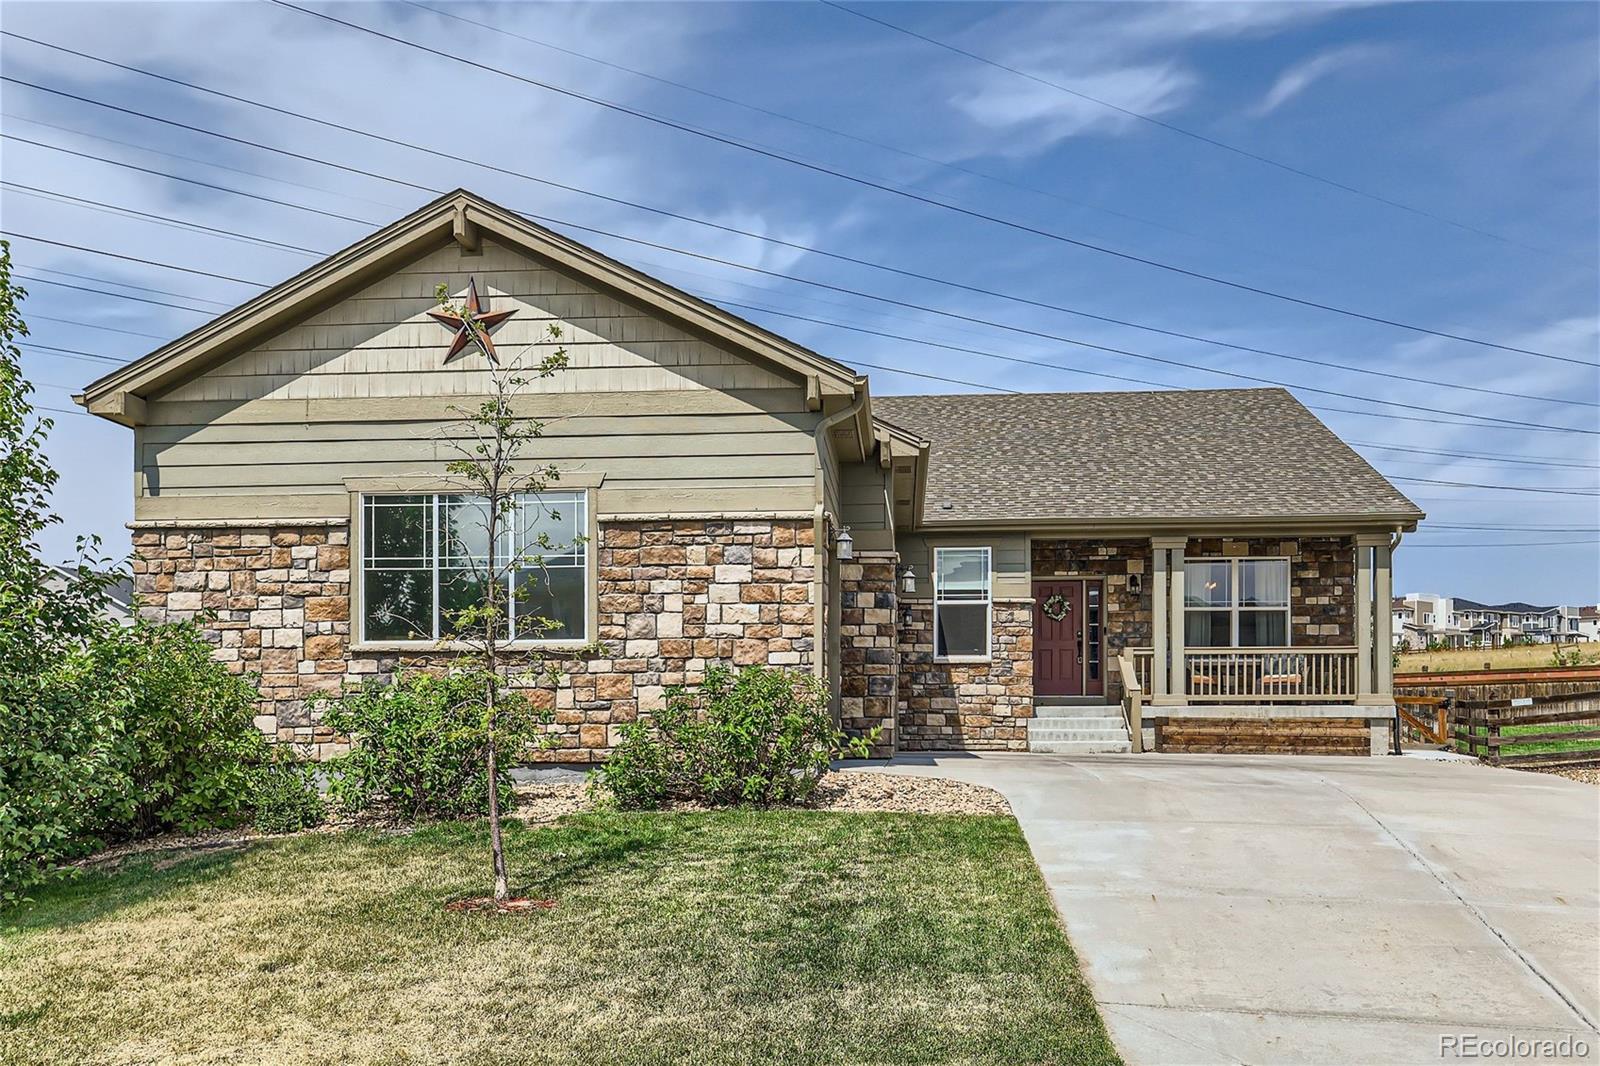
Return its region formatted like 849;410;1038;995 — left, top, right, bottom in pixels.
3;0;1597;604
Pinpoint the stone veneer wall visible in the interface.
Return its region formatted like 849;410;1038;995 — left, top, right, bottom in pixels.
1030;539;1152;702
839;552;897;757
1186;537;1355;645
132;519;816;762
896;600;1033;751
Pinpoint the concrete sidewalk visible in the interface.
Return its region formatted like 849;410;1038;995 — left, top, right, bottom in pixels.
855;753;1599;1065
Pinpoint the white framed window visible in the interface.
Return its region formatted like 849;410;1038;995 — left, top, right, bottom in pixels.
360;490;587;644
933;546;991;659
1184;557;1290;648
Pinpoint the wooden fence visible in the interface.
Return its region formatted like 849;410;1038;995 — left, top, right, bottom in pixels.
1450;690;1600;770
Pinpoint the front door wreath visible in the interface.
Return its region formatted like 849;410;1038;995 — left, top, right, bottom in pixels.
1042;593;1071;622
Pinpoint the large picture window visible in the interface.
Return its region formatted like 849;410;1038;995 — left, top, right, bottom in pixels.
360;491;587;644
1184;558;1290;648
933;546;991;659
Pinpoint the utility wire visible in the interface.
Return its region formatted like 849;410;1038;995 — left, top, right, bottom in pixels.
18;262;235;305
10;204;1593;436
398;2;1315;274
263;0;1591;364
9;172;1597;439
1386;476;1598;497
24;313;168;340
818;0;1563;259
14;272;218;314
1407;540;1600;548
7;57;1596;395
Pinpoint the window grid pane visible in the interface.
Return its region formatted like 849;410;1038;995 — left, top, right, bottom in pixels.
363;491;587;644
933;547;991;657
1182;558;1292;650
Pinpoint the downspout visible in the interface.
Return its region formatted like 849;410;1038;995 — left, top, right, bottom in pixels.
811;386;868;682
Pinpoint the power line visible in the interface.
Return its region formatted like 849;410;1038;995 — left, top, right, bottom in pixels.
8;233;266;286
0;132;373;226
16;199;1593;436
12;170;1598;442
19;342;123;365
1349;440;1597;469
817;0;1563;259
1387;476;1598;497
398;2;1313;274
17;262;234;306
23;313;170;340
7;55;1596;400
1407;540;1600;548
3;178;325;255
264;0;1592;365
13;272;217;314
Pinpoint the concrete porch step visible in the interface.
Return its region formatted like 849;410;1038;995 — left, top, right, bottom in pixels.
1030;710;1124;728
1031;739;1134;754
1028;727;1134;743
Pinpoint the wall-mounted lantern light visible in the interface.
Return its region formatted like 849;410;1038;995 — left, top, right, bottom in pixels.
1127;572;1143;596
834;526;854;560
899;565;917;595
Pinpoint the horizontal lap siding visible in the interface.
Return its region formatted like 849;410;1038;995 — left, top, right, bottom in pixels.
136;237;823;523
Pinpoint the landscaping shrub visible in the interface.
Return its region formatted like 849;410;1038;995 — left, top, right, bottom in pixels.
319;669;541;821
251;753;326;834
70;620;269;839
598;665;875;809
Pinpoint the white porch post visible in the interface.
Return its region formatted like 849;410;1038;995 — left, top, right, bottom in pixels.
1373;536;1395;699
1354;534;1386;705
1154;536;1187;704
1151;542;1169;700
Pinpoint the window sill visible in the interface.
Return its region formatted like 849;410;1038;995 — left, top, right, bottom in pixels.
934;655;993;665
349;640;592;654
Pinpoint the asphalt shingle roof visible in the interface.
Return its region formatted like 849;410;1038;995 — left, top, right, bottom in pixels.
873;387;1423;525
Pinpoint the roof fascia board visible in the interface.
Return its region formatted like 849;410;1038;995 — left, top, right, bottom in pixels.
82;204;459;406
902;514;1423;537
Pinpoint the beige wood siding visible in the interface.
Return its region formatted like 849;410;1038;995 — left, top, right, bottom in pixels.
840;461;893;552
896;531;1031;601
135;239;824;523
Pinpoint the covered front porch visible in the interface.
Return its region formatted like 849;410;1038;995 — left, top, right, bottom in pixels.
1030;533;1399;755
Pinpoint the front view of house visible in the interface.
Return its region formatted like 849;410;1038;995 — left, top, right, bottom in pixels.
78;190;1422;760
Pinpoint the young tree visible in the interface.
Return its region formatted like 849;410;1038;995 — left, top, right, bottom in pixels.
0;240;121;900
431;281;574;902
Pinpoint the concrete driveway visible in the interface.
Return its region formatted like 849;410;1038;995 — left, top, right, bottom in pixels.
858;753;1599;1065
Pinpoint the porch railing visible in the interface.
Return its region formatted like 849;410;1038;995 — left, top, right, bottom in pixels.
1184;647;1359;702
1128;648;1155;694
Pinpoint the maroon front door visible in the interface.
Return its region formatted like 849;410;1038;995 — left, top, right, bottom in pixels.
1034;579;1105;697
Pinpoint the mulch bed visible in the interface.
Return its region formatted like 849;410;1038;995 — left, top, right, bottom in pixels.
444;896;558;915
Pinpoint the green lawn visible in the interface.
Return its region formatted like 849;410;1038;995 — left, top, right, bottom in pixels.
0;812;1120;1066
1458;720;1600;758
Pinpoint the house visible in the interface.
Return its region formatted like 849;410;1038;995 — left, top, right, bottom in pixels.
77;190;1422;759
44;565;135;627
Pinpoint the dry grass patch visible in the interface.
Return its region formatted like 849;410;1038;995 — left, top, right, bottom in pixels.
1;811;1117;1066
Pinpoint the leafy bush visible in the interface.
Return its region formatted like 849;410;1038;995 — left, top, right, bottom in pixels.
598;665;875;810
68;620;269;840
251;753;326;834
319;668;544;821
2;619;269;902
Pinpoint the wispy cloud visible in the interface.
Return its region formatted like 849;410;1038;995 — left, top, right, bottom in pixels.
1253;44;1391;116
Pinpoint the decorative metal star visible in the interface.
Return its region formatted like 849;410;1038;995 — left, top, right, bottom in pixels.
427;278;515;364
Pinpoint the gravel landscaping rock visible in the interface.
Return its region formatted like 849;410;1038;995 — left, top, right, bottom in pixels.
512;772;1011;820
808;772;1011;815
1534;766;1600;787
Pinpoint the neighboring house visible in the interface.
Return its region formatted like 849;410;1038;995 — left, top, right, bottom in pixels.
1397;594;1596;648
78;190;1422;759
45;565;135;627
1576;607;1600;643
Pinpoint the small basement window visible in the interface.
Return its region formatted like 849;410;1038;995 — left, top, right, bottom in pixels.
933;546;991;659
360;490;587;644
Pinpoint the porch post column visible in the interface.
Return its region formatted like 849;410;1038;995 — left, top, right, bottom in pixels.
1374;538;1395;699
1354;535;1378;703
1153;536;1187;704
1150;541;1169;700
